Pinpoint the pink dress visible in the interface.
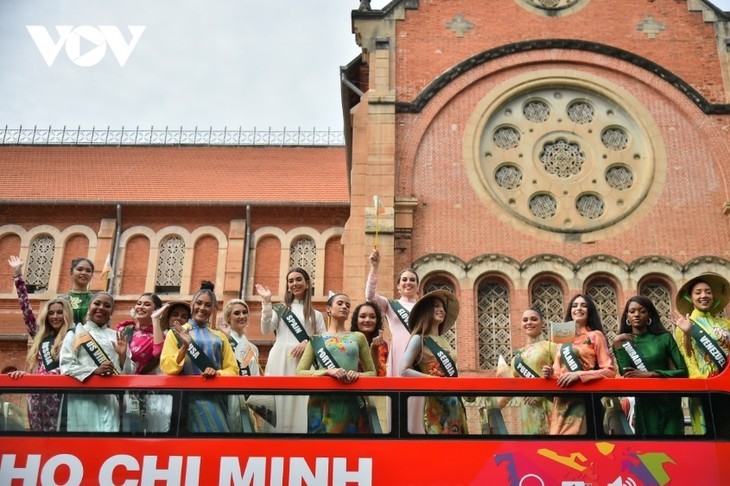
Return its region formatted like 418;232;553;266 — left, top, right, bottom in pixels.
366;270;423;433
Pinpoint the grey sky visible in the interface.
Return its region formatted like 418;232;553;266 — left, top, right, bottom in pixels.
0;0;728;132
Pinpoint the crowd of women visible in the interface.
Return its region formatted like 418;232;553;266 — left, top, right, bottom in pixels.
6;249;730;436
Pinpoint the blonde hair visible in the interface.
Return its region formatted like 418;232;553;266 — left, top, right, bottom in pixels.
26;298;74;371
223;299;249;325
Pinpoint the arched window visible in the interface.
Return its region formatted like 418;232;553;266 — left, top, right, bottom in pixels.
587;281;618;342
26;234;55;293
289;236;317;294
155;235;185;294
531;280;564;340
424;279;456;350
640;280;673;331
477;280;510;370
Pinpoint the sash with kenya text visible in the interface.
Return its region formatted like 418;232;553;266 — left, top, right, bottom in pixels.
273;303;310;343
388;300;411;332
423;336;458;377
690;318;728;370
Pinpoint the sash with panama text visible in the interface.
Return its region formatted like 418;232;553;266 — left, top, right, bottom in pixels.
71;323;119;375
559;343;582;373
690;318;728;370
273;303;310;343
620;340;648;372
423;336;458;377
388;300;411;332
513;350;540;378
40;334;60;371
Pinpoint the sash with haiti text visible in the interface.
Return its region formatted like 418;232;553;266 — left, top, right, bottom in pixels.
513;350;540;378
72;324;119;375
173;327;218;373
40;334;60;372
388;300;411;332
273;303;310;343
559;343;582;373
620;340;648;372
423;336;458;377
690;317;728;370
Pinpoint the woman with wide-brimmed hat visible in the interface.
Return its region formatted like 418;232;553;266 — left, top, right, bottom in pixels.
672;273;730;433
399;289;467;434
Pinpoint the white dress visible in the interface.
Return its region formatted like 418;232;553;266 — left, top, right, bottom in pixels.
261;300;325;433
60;322;135;432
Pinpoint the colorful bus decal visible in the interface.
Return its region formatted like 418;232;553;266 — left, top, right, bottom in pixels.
1;440;726;485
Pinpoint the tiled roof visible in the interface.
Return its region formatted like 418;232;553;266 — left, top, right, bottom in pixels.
0;145;349;204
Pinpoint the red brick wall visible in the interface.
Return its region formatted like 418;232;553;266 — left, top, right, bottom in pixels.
120;235;150;296
395;0;725;103
323;235;345;297
191;235;219;292
0;234;21;294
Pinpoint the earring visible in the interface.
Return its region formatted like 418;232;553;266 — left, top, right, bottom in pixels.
626;319;631;327
647;318;652;326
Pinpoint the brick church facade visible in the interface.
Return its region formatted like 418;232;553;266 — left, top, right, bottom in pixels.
1;0;729;376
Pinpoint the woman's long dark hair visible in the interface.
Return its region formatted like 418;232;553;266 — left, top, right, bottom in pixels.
350;301;384;343
565;294;605;334
619;295;666;335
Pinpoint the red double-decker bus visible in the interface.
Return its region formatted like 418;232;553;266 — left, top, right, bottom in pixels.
1;372;729;485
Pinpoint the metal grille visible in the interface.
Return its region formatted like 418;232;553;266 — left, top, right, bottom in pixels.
640;282;673;331
155;236;185;291
477;281;511;369
523;100;551;123
601;127;629;151
493;126;521;150
540;140;585;178
531;281;564;340
576;194;605;219
289;237;317;295
424;280;457;349
528;193;558;219
26;235;55;293
567;101;595;124
0;126;344;146
587;282;618;342
495;164;523;189
605;165;633;190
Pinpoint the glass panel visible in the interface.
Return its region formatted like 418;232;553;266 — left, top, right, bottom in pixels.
597;394;702;437
477;282;511;369
26;234;55;293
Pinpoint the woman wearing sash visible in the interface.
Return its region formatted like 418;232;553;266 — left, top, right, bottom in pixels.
60;292;135;432
365;249;424;432
59;257;95;326
502;306;557;435
255;267;326;433
7;256;74;431
220;299;260;432
296;293;376;433
161;281;239;433
542;294;615;435
613;296;687;435
672;274;730;434
350;301;388;377
400;290;467;434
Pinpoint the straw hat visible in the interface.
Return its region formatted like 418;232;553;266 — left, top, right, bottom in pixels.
408;290;459;335
159;300;191;330
675;273;730;316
